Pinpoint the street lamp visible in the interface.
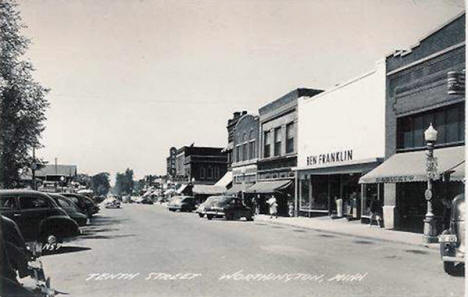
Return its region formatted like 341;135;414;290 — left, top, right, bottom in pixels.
423;123;438;243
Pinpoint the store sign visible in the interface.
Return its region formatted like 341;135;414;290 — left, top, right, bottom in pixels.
375;176;414;183
306;150;353;166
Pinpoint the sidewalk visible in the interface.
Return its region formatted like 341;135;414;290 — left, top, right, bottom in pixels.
255;214;439;250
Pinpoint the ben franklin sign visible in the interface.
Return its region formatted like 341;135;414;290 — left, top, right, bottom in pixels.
306;150;353;166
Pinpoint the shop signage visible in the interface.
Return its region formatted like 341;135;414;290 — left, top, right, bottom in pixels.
306;150;353;166
447;71;465;95
375;176;415;183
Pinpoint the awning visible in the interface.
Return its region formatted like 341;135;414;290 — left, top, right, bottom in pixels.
245;180;292;194
359;146;465;184
176;184;188;194
214;171;232;188
192;184;225;195
225;183;253;194
444;161;465;182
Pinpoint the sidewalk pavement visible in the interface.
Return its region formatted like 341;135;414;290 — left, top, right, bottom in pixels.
255;214;439;250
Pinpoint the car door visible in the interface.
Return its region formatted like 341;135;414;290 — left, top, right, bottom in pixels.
0;195;19;221
17;194;52;240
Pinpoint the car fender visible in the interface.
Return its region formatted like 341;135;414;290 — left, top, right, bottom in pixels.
39;216;80;238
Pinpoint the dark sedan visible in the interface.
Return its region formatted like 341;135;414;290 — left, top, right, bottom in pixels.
0;190;80;243
61;193;99;218
48;193;88;226
204;196;254;221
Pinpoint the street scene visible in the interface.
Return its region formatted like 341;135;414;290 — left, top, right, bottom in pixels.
0;0;466;297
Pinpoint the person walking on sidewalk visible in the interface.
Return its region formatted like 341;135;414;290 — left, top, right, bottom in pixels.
267;195;278;219
369;195;383;228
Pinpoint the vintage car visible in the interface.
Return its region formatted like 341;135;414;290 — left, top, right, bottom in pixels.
0;190;80;244
439;193;465;275
204;196;254;221
196;196;220;218
48;193;88;226
167;196;196;212
62;193;99;218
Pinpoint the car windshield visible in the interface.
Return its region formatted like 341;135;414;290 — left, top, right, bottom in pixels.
181;197;192;202
215;197;234;206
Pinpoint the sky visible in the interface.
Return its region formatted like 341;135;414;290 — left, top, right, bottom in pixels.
17;0;464;181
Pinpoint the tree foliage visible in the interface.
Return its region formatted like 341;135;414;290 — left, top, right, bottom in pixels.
114;168;134;196
0;0;49;188
91;172;110;196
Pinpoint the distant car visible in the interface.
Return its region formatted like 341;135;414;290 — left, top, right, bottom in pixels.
141;196;154;205
62;193;99;218
167;196;196;212
439;193;465;275
0;190;80;243
196;196;220;218
204;196;254;221
48;193;88;226
103;198;121;209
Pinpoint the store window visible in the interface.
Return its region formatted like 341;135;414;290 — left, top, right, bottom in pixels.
274;127;282;156
299;178;310;210
264;131;271;158
200;167;206;179
311;176;328;210
208;167;213;179
286;122;294;154
397;102;465;150
249;141;256;159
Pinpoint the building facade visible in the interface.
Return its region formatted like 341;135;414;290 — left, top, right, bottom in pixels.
166;147;177;177
223;111;248;171
295;60;386;218
360;13;465;233
228;113;259;196
250;88;322;215
174;146;228;185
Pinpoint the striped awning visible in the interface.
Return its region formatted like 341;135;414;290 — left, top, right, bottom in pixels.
245;180;292;194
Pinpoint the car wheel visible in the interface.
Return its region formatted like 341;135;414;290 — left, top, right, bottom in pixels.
207;214;213;220
246;215;254;221
198;213;204;218
443;261;457;275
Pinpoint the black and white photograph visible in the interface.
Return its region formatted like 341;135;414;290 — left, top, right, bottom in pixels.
0;0;466;296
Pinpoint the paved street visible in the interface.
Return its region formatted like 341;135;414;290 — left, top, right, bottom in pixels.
41;204;464;297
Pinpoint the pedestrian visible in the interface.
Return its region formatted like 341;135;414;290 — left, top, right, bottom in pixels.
369;195;383;228
267;195;278;219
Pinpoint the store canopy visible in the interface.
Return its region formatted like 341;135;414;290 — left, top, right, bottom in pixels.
359;146;465;184
245;180;292;194
192;184;225;195
225;183;251;195
444;161;465;182
176;184;188;194
214;172;232;188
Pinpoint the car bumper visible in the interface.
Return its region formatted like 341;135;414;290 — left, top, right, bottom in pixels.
205;210;225;216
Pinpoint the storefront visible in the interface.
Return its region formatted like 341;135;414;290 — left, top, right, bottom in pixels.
295;60;386;219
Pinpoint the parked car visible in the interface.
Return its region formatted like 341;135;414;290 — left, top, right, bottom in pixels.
48;193;88;226
141;196;154;205
103;197;121;209
439;193;465;275
167;196;196;212
61;193;99;218
204;196;254;221
0;190;80;243
196;196;220;218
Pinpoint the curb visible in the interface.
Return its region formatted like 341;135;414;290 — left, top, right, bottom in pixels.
256;217;439;251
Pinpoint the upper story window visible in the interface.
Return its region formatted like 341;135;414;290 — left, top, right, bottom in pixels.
249;140;256;159
264;131;271;158
235;145;241;162
397;102;465;151
286;122;294;154
242;142;248;161
274;127;282;156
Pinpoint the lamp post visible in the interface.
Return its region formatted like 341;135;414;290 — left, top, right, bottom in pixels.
423;123;438;243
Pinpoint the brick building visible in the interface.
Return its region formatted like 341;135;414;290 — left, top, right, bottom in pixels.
360;12;465;233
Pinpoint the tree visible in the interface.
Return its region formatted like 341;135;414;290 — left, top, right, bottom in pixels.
114;168;134;196
75;173;91;188
0;0;49;188
91;172;110;196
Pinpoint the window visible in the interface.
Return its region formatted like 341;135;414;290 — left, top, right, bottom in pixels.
249;129;255;140
57;197;72;208
19;196;49;209
249;141;256;159
0;196;16;210
200;167;206;179
286;122;294;153
274;127;282;156
264;131;271;158
236;145;241;163
208;167;213;179
396;102;465;150
215;167;220;179
242;143;248;161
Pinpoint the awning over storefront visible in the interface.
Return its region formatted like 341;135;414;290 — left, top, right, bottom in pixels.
176;184;188;194
444;161;465;182
214;172;232;188
245;180;292;194
359;146;465;184
192;184;225;195
225;183;252;194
